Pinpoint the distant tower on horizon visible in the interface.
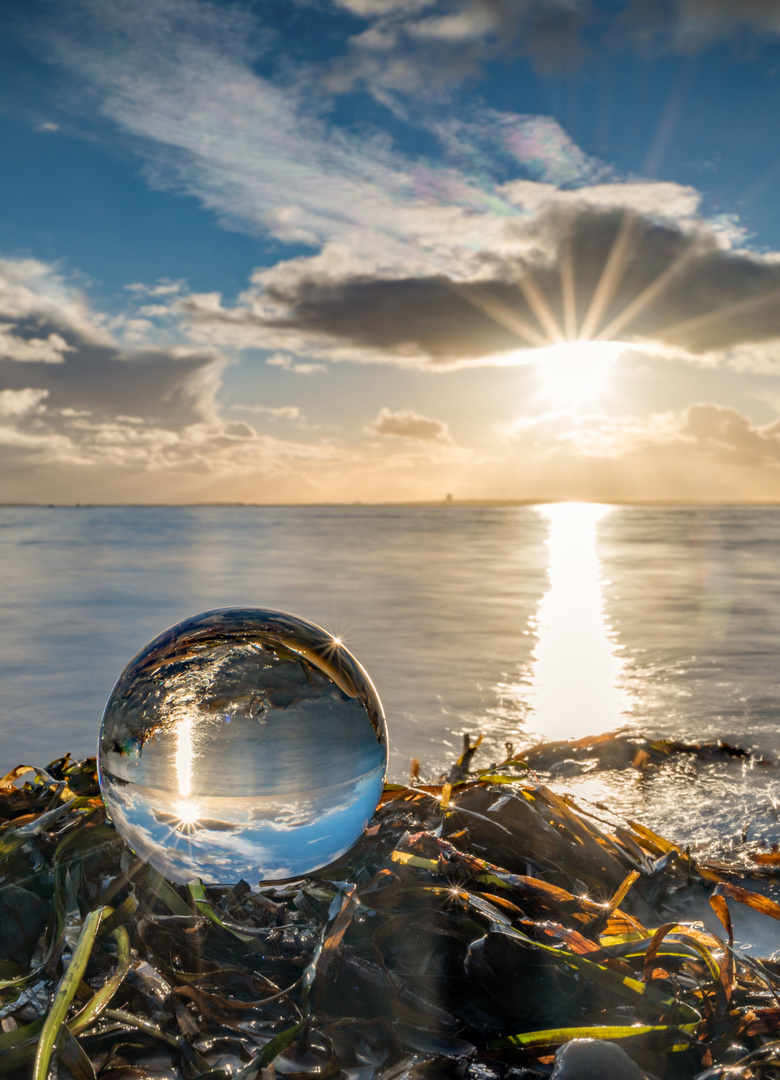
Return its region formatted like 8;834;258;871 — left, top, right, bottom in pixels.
445;493;453;503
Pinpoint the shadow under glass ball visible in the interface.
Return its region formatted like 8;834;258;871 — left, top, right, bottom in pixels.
97;608;388;885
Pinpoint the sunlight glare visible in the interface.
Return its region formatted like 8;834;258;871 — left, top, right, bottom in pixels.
174;798;202;828
528;503;630;741
532;341;623;410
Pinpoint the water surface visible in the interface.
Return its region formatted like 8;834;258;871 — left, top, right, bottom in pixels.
2;503;780;869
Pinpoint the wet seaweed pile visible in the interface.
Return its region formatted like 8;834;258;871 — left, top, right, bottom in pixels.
3;740;780;1079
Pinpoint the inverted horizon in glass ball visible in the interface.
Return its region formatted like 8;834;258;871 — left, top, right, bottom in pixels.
98;608;388;885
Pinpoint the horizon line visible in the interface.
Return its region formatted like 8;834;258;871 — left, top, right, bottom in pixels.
2;498;780;509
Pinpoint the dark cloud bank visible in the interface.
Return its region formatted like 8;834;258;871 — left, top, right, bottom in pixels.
186;204;780;364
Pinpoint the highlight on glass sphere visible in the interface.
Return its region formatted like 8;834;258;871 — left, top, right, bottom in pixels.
97;608;388;885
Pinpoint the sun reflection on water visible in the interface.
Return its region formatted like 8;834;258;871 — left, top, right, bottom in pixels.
175;711;194;798
528;502;630;742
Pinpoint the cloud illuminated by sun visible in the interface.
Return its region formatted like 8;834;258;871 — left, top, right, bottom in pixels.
530;340;625;410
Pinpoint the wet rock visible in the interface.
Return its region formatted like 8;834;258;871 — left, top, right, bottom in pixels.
551;1039;645;1080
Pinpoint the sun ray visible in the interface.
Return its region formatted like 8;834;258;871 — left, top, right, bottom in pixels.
653;284;780;348
447;280;549;349
642;65;690;178
598;246;700;341
578;211;640;342
514;266;565;344
737;156;780;211
560;235;578;340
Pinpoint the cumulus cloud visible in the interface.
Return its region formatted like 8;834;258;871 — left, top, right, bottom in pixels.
367;406;451;441
681;403;780;464
336;0;780;91
325;0;780;110
0;256;240;474
7;0;780;507
0;388;49;419
0;323;73;363
491;401;780;503
28;0;768;327
177;198;780;368
509;401;780;468
328;0;592;98
0;257;419;501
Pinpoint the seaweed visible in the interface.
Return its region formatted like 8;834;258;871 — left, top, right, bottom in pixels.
2;742;780;1079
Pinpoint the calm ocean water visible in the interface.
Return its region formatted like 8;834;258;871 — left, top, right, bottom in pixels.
2;503;780;866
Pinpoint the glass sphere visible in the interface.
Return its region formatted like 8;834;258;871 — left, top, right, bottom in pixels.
98;608;388;885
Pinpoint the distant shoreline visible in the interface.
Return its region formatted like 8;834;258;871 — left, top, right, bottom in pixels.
3;498;780;509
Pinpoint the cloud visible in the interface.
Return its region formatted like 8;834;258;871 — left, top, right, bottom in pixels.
177;196;780;368
34;121;59;132
681;403;780;464
0;256;241;473
232;404;302;421
33;0;766;335
0;388;49;419
266;353;326;376
328;0;780;108
29;0;505;265
0;258;409;500
0;323;74;363
367;406;451;441
508;401;780;468
434;110;610;187
493;401;780;503
327;0;592;98
720;340;780;375
124;280;185;297
26;0;616;282
676;0;780;45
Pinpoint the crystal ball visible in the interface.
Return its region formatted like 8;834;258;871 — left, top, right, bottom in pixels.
98;608;388;884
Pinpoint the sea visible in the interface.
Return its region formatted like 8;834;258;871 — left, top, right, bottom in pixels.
2;503;780;888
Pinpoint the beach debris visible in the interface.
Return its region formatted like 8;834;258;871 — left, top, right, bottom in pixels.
505;728;769;775
2;745;780;1078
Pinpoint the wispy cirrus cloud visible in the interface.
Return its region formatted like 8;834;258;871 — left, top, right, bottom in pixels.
27;0;613;286
31;0;503;266
232;404;303;422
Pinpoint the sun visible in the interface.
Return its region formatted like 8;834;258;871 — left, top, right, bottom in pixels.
531;340;624;410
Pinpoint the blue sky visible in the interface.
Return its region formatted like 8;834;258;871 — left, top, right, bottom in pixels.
2;0;780;503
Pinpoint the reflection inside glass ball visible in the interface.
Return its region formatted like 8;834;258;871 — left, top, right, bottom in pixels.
98;608;388;884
